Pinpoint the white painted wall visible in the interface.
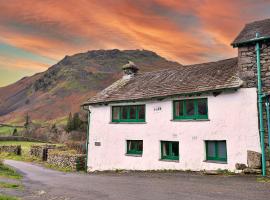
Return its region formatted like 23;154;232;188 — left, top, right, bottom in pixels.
87;88;260;172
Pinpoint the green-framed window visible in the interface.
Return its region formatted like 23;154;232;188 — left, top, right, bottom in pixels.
112;105;145;122
173;98;208;120
205;140;227;162
161;141;179;160
126;140;143;155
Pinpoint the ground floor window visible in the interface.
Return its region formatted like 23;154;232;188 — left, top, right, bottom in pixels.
161;141;179;160
205;140;227;162
126;140;143;155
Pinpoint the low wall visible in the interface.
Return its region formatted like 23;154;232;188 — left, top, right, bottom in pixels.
30;144;58;161
47;149;86;171
0;145;21;155
0;136;47;143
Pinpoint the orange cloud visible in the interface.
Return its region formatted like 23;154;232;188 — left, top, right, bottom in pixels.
0;0;269;71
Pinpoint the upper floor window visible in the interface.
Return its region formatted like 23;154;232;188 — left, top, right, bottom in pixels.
112;105;145;122
173;98;208;120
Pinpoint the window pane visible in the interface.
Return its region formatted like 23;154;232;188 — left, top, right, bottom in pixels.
138;105;145;120
218;141;227;159
198;99;207;115
137;140;143;151
207;141;216;158
175;101;183;116
122;106;128;119
162;142;170;156
112;107;120;120
127;141;132;151
130;106;136;119
186;100;195;116
171;142;179;157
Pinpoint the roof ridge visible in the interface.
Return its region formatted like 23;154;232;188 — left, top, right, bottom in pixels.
137;57;237;76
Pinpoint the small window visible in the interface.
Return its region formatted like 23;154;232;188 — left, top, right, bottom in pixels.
161;141;179;160
205;141;227;162
112;105;145;122
112;107;120;121
173;98;208;120
126;140;143;155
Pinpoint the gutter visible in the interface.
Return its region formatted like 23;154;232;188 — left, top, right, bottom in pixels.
82;105;91;173
232;36;270;47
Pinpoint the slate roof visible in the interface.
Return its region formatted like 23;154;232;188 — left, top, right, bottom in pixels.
84;58;243;105
232;18;270;46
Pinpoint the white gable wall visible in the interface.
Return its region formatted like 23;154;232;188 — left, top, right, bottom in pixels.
87;88;260;172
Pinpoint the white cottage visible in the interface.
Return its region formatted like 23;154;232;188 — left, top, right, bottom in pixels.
83;19;270;173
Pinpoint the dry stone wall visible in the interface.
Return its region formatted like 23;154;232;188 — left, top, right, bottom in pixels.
0;145;21;155
30;144;58;161
47;149;86;171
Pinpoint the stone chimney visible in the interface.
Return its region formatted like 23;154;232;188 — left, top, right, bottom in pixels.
231;19;270;146
122;61;139;77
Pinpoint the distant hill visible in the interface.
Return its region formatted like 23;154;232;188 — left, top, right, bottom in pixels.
0;49;181;125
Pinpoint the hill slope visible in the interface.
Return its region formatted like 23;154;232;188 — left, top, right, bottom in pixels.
0;49;181;124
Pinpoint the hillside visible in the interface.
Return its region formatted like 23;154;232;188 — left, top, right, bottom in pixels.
0;49;181;125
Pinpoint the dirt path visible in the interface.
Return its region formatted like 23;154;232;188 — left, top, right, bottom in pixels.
2;160;270;200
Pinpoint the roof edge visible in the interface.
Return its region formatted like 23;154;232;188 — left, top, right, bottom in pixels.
82;86;241;106
231;36;270;48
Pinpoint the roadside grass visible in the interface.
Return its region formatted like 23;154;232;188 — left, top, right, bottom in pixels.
44;163;73;172
0;194;19;200
257;177;270;183
0;163;22;180
0;182;21;189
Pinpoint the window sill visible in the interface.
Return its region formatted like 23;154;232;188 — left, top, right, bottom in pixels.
171;119;210;122
203;160;227;164
110;122;147;124
125;154;142;157
159;159;179;163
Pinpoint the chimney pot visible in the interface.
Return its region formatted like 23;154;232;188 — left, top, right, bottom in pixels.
122;61;139;76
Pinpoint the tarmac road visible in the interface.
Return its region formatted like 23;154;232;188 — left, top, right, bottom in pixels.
2;160;270;200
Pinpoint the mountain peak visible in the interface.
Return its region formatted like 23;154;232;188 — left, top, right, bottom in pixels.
0;49;181;124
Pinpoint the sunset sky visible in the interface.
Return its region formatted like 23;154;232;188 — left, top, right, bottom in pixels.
0;0;269;87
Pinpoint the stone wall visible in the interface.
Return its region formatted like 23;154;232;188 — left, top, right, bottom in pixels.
47;149;86;171
0;145;21;155
30;144;58;161
238;42;270;146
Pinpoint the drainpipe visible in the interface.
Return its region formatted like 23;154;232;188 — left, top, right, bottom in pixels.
83;106;91;173
255;33;266;176
266;97;270;150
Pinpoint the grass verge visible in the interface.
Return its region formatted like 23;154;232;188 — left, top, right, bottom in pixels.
0;194;19;200
0;182;21;189
257;177;270;183
44;163;73;172
0;163;22;179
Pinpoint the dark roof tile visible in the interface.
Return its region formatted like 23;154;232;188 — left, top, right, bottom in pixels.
85;58;242;105
232;18;270;46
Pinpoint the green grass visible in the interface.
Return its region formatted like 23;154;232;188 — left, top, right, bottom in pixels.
0;164;22;179
257;177;270;183
0;127;15;136
0;194;19;200
0;141;47;163
44;163;74;172
0;182;21;189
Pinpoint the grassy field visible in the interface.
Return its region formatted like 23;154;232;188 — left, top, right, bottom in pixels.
0;141;47;162
0;127;24;136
